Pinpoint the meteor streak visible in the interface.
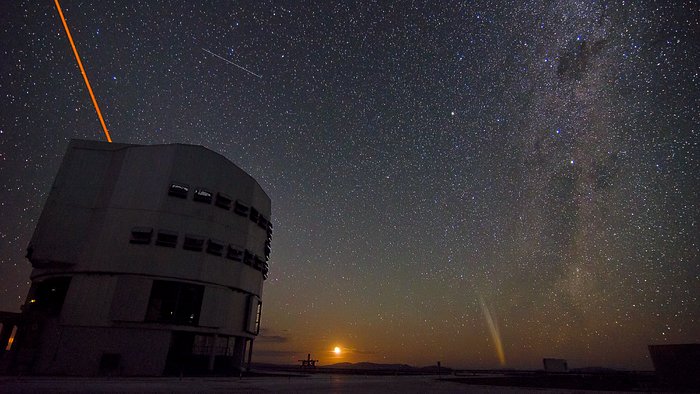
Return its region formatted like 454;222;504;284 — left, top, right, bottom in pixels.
202;48;262;79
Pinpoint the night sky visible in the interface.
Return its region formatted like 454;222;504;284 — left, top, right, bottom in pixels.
1;1;698;370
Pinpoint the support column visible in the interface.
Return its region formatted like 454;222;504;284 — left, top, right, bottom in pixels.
207;334;217;372
246;339;254;372
231;336;247;373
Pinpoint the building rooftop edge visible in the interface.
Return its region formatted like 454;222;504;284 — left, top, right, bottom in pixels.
67;139;271;202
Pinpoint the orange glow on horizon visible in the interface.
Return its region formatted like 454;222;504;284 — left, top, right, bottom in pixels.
54;0;113;143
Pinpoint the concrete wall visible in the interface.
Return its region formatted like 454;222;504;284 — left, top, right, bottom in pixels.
33;325;171;376
29;141;270;293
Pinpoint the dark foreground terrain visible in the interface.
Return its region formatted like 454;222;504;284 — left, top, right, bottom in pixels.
1;370;694;393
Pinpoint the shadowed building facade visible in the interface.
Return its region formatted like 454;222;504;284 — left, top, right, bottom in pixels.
9;139;272;376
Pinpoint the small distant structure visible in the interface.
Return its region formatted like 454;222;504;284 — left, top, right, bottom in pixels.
648;344;700;389
299;353;318;369
543;358;568;373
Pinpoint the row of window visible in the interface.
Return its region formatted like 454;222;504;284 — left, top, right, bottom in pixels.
130;227;269;279
168;182;272;235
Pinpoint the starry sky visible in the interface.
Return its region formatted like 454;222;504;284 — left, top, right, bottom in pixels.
1;1;698;370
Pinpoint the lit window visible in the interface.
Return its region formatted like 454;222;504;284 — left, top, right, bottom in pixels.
234;200;250;216
130;227;153;244
155;230;178;248
206;239;224;256
168;182;189;199
215;192;232;210
183;235;205;252
226;245;243;261
193;189;212;203
245;296;262;334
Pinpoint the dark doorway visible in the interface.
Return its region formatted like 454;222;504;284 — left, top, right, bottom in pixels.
164;331;194;375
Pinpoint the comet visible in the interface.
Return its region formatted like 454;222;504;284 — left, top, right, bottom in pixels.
479;296;506;366
202;48;262;79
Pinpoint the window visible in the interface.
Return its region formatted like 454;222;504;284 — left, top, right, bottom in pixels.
265;230;272;259
249;207;259;223
262;262;269;280
245;296;262;334
183;235;205;252
206;239;224;256
243;249;253;265
192;334;214;355
145;280;204;325
226;245;243;261
215;192;232;210
155;230;178;248
234;200;249;216
257;215;268;230
193;189;212;203
130;227;153;244
192;335;234;356
168;182;189;199
264;242;271;259
253;255;265;270
26;277;71;316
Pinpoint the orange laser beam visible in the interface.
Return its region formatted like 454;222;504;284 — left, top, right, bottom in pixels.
54;0;112;143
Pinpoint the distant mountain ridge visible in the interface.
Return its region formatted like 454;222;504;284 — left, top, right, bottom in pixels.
321;362;451;373
322;362;414;370
250;361;453;376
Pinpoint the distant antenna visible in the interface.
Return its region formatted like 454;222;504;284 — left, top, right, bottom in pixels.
53;0;113;143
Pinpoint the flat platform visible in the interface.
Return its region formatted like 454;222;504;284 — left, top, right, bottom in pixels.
0;374;639;393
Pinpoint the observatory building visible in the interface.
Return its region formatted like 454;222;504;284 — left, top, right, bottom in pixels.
7;139;272;376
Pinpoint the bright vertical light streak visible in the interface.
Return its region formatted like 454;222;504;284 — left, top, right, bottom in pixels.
479;296;506;366
54;0;113;143
5;325;17;351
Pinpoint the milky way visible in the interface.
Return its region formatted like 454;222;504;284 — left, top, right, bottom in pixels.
0;1;697;369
